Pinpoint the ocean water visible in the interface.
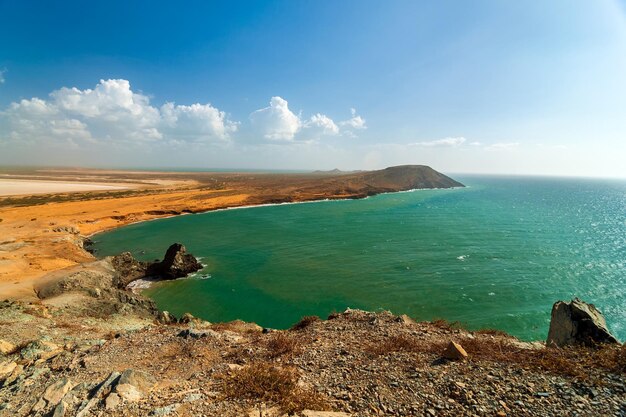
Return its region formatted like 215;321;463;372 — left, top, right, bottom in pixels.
91;175;626;341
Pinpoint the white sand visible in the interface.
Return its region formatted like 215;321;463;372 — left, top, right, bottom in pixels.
0;179;131;196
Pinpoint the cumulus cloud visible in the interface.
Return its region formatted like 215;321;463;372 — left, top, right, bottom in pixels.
250;96;302;140
340;108;367;130
303;113;340;137
412;137;467;147
250;98;366;142
1;79;237;146
0;68;6;84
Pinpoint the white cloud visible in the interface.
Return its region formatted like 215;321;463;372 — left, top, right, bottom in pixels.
1;79;237;146
250;97;365;142
412;137;467;147
250;96;302;140
339;108;367;130
303;113;340;136
0;68;5;84
161;102;238;141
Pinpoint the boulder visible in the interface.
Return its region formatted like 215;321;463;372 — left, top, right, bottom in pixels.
147;243;202;279
442;341;468;361
42;378;73;406
105;393;121;410
115;369;156;401
547;298;619;347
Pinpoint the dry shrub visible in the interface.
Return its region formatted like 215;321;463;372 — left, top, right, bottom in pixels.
430;319;465;331
593;343;626;373
327;312;341;320
222;362;328;414
475;328;509;337
366;334;424;356
457;337;625;382
291;315;321;331
267;332;300;358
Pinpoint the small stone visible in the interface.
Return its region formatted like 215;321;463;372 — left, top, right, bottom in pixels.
183;393;203;403
43;378;73;406
227;363;243;371
151;403;180;416
0;340;16;355
0;360;17;379
158;310;176;324
52;401;67;417
105;393;120;410
118;369;156;393
177;328;216;339
442;341;468;361
535;392;551;398
116;383;144;402
396;314;416;325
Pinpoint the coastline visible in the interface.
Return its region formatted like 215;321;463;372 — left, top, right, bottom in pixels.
0;165;464;301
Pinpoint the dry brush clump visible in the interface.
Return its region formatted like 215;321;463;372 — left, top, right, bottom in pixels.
366;333;430;356
221;362;329;414
290;315;321;331
266;331;300;358
458;336;626;382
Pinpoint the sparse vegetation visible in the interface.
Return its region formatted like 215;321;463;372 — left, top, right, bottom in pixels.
221;362;328;414
266;331;300;358
290;315;321;331
366;333;424;356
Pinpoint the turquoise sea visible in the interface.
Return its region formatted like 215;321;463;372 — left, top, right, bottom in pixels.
92;175;626;341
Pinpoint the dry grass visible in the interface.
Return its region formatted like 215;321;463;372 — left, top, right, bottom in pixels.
457;336;625;382
475;328;509;337
430;319;465;331
266;332;300;358
290;315;321;331
221;362;329;414
366;334;425;356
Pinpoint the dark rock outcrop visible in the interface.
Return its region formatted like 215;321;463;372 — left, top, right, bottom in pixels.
547;298;619;347
146;243;202;279
111;252;149;288
111;243;202;287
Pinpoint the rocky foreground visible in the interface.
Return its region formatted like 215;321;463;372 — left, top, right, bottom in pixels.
0;250;624;417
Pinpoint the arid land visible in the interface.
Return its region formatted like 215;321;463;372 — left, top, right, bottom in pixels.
0;165;461;301
0;166;624;417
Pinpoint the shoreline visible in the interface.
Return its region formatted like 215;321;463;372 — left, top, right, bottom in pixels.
0;165;464;300
87;185;468;240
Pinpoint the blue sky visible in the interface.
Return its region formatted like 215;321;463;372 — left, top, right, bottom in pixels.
1;0;625;177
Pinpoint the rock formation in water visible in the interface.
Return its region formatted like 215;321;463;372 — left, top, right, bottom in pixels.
546;298;619;347
146;243;203;279
112;243;202;287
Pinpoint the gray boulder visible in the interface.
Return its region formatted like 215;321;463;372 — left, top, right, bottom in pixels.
547;298;619;347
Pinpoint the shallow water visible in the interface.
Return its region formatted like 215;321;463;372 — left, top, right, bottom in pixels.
92;175;626;341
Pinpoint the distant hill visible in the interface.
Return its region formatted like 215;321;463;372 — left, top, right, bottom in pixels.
350;165;464;190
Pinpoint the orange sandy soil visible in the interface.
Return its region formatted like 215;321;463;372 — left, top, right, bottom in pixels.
0;167;368;301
